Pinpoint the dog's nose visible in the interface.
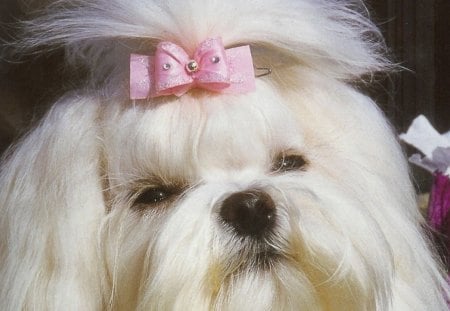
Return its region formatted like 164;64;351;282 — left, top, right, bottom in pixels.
220;190;276;237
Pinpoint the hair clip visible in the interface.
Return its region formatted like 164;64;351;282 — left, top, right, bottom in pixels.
130;37;257;99
255;67;272;78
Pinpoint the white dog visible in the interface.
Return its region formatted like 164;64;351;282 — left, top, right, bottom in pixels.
1;0;448;310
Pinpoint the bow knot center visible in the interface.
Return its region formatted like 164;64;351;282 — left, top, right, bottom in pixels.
186;60;199;73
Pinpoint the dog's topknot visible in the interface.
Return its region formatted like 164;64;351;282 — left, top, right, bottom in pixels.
13;0;390;91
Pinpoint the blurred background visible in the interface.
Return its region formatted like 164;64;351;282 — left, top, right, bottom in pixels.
369;0;449;134
0;0;449;192
368;0;450;193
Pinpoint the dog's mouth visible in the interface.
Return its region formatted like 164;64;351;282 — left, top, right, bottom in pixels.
221;235;283;272
205;240;284;298
251;249;282;269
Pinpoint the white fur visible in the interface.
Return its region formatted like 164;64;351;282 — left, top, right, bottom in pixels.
1;0;448;310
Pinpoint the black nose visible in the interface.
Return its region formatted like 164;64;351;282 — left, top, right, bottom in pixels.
220;190;276;237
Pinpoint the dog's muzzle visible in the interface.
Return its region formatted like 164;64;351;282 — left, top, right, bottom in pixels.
220;190;276;237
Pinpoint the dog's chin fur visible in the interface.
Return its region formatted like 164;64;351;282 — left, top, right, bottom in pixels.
1;0;449;310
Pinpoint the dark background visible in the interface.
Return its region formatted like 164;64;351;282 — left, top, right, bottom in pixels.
367;0;450;192
368;0;450;134
0;1;449;169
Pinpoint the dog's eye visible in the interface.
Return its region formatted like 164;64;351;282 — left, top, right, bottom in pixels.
272;153;307;173
133;187;176;207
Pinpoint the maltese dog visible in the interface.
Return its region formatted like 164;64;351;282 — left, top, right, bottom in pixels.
1;0;449;310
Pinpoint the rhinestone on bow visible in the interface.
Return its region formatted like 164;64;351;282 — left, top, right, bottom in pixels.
186;60;199;73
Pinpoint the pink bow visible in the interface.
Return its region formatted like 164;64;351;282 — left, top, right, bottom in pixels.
130;37;255;99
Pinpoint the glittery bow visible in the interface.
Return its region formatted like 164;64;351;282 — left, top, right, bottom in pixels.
130;37;255;99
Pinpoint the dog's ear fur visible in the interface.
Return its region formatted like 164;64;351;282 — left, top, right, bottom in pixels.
0;96;106;310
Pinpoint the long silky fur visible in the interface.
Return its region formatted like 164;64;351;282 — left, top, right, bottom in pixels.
1;0;449;310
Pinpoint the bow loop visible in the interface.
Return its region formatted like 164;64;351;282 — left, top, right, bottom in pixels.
130;37;255;99
193;38;230;90
154;42;193;96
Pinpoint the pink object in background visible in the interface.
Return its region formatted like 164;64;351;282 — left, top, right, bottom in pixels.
400;115;450;284
429;171;450;231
